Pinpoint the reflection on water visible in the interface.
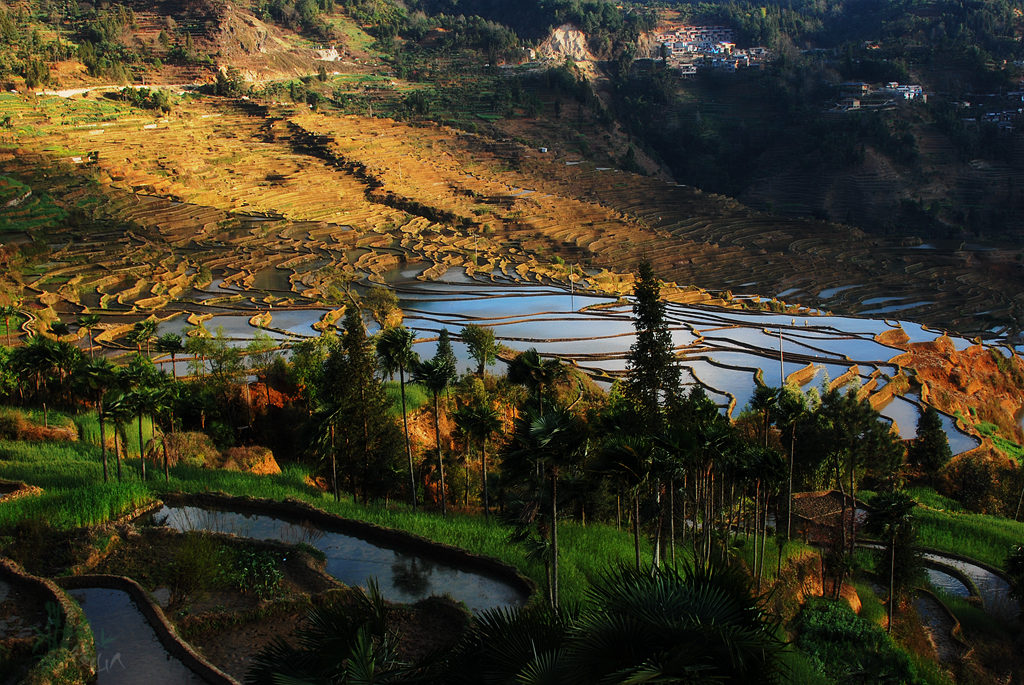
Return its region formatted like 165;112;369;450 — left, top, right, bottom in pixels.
921;552;1019;621
69;587;203;685
158;274;997;454
391;557;434;596
152;505;526;612
925;568;970;598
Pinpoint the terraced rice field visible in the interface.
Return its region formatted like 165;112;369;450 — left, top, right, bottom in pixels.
0;90;1017;446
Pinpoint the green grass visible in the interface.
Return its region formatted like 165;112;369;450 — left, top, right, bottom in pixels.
383;381;430;417
0;440;151;528
0;437;647;605
905;486;963;512
975;421;1024;464
851;579;887;627
862;487;1020;571
915;506;1024;571
74;410;156;457
0;406;77;432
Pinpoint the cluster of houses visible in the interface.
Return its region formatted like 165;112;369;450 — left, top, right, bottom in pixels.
959;91;1024;132
654;26;769;75
832;81;928;111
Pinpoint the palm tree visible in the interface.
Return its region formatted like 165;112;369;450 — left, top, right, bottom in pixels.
414;356;456;515
127;319;157;355
0;303;21;347
73;359;117;482
11;337;61;425
119;355;161;480
865;491;919;633
775;384;810;544
447;561;785;683
376;325;419;509
75;313;101;359
454;401;502;518
596;433;655;571
48;320;70;339
506;407;588;607
248;580;424;684
149;385;173;484
749;383;779;448
104;391;133;482
507;348;564;415
155;332;184;380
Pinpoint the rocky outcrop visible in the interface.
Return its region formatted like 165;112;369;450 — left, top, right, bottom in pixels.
536;25;595;62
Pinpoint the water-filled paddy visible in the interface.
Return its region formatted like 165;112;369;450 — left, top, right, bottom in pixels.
152;505;527;612
154;269;991;452
69;587;204;684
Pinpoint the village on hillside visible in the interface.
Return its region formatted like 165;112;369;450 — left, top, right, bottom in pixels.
655;25;770;74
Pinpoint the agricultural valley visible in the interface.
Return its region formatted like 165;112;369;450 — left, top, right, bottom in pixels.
1;0;1024;682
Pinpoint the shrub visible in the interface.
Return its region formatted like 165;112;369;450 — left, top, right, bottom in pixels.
217;547;283;600
221;445;279;474
170;533;221;595
940;450;1011;514
796;598;924;683
0;408;77;442
162;431;219;468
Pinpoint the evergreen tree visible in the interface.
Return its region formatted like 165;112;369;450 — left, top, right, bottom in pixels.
435;327;458;378
334;305;403;503
908;405;952;475
461;324;497;377
624;261;680;431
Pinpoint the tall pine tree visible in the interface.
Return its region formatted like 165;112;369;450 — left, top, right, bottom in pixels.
329;305;404;503
625;260;681;430
909;405;952;475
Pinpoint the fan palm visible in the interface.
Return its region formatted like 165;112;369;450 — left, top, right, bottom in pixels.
414;356;456;515
506;407;588;607
864;490;919;633
155;332;184;380
453;401;502;518
507;348;564;415
48;320;70;339
563;562;785;684
595;434;656;572
75;313;101;358
104;391;133;481
376;325;419;508
127;319;157;355
11;337;63;425
247;580;427;684
73;359;117;482
445;562;784;685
